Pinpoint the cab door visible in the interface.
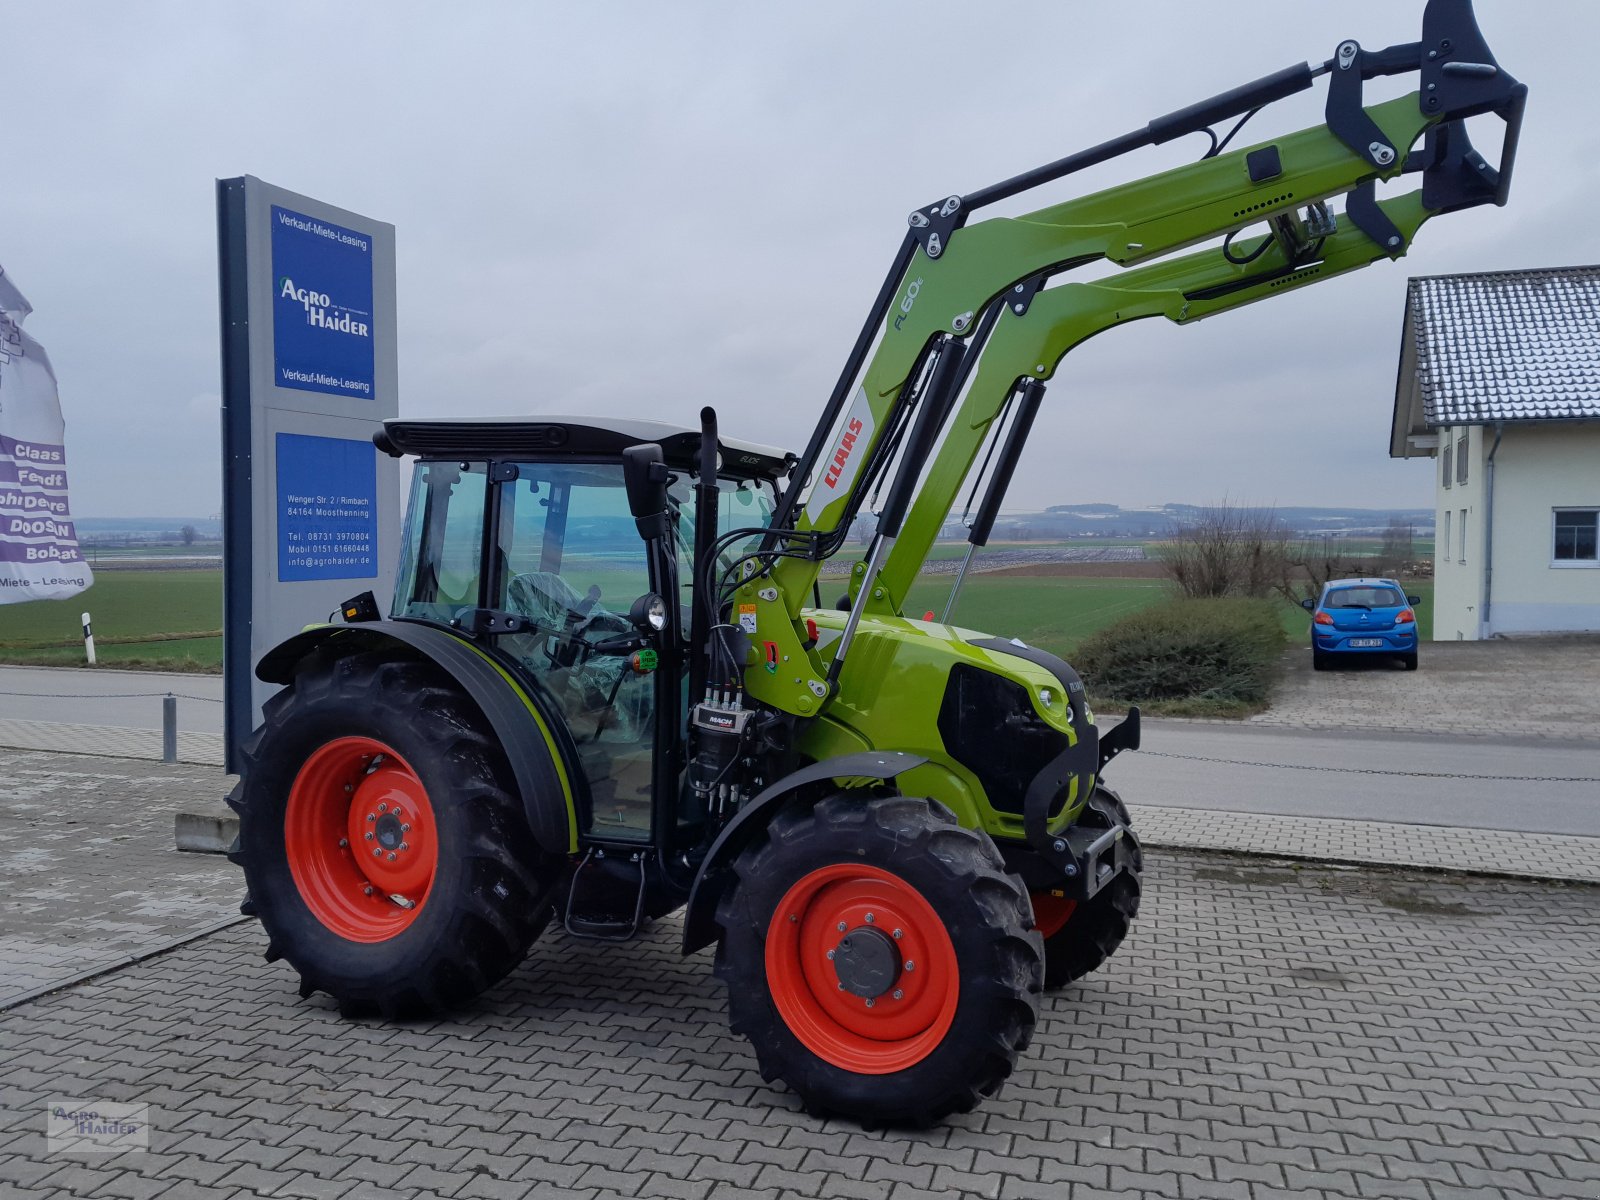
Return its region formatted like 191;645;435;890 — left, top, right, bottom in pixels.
490;461;666;843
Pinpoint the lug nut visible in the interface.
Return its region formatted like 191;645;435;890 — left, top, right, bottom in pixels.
367;813;376;822
373;848;381;858
892;928;903;939
401;823;411;833
837;983;844;991
837;922;847;932
789;914;799;924
363;885;374;896
865;998;875;1008
865;913;875;924
365;832;374;841
893;989;904;1000
338;838;348;848
905;961;915;972
343;784;353;793
826;950;835;960
379;803;388;813
387;852;397;862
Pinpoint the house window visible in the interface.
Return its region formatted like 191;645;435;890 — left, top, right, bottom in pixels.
1553;509;1599;564
1459;509;1467;562
1441;511;1451;563
1441;440;1453;490
1456;433;1469;485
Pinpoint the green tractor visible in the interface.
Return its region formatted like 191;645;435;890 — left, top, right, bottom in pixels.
230;0;1523;1122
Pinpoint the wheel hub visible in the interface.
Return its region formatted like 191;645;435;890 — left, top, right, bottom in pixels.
832;926;901;998
374;812;404;851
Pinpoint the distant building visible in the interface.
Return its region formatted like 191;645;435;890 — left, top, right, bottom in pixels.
1390;266;1600;640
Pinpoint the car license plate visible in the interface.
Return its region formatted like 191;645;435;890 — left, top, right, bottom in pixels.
1349;638;1383;648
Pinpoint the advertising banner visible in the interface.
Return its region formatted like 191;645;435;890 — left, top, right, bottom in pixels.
0;265;92;603
217;179;399;769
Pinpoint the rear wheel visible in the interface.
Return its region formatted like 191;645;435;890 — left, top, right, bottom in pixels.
1312;649;1332;671
715;793;1042;1124
1400;652;1419;671
230;651;563;1017
1034;786;1143;990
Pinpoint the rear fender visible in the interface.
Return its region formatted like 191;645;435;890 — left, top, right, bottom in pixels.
257;620;578;855
680;750;927;955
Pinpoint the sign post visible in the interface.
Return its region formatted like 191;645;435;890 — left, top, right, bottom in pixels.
216;178;399;773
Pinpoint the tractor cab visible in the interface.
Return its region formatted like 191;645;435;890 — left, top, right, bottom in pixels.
375;416;792;850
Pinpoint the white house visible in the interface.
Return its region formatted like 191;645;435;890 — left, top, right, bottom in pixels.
1390;266;1600;641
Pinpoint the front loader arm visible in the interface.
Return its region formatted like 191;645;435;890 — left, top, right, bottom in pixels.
867;186;1438;615
731;0;1523;717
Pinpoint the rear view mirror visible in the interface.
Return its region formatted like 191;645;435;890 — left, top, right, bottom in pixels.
621;443;671;541
1407;594;1421;605
1300;598;1316;611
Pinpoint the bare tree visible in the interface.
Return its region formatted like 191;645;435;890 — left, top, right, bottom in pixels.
181;524;198;546
1376;518;1414;578
1278;536;1368;606
1160;503;1291;600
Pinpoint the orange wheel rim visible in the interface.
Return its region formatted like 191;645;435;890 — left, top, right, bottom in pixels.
765;863;959;1074
1031;891;1077;939
284;736;436;942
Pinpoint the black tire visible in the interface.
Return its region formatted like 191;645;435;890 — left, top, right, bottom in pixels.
1312;649;1331;671
714;792;1043;1125
1039;786;1143;990
1401;652;1419;671
229;650;563;1018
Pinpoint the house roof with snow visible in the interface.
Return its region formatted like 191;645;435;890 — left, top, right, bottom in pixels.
1389;265;1600;458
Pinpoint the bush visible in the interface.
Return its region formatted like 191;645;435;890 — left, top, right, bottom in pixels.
1075;597;1287;708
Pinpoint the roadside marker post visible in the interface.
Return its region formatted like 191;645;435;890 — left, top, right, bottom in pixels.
81;612;95;666
162;695;178;764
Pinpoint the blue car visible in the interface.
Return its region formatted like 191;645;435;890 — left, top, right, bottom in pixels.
1301;577;1421;672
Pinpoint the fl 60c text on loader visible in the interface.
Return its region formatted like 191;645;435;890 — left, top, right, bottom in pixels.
230;0;1525;1123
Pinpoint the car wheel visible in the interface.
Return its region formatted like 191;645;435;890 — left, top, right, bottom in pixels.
1400;652;1418;671
1312;650;1331;672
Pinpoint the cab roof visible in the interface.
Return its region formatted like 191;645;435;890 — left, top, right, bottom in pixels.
375;415;795;481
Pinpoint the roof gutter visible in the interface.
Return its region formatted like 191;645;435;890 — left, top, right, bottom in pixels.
1480;422;1505;638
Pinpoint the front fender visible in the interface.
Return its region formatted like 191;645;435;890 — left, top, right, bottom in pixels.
257;620;578;855
680;750;927;955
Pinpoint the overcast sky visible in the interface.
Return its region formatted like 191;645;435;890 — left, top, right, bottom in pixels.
3;0;1592;518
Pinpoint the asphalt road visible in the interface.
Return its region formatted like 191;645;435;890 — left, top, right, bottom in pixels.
1113;716;1600;838
0;667;1595;838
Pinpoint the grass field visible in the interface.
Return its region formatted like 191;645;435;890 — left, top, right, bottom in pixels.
0;563;1433;673
0;569;223;670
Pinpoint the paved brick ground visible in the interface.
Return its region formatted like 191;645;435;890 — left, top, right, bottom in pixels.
2;851;1598;1199
9;746;1600;1016
0;749;240;1007
1136;804;1600;884
1256;637;1600;740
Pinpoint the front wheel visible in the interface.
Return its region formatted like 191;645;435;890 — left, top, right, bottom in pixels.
715;793;1042;1124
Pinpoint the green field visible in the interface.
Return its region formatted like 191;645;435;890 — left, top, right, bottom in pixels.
0;564;1433;673
0;569;223;670
914;574;1433;656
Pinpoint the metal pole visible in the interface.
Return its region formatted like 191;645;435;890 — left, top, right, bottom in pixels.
162;695;178;764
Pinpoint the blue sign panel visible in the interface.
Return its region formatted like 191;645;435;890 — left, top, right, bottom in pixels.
270;205;375;399
275;433;378;582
